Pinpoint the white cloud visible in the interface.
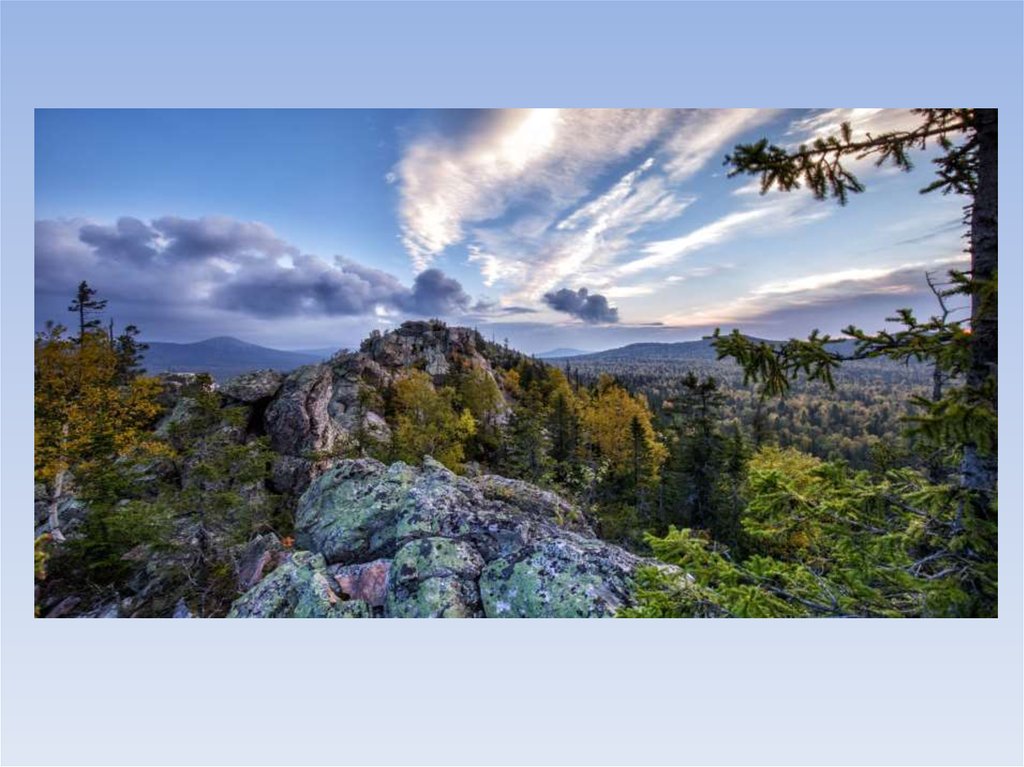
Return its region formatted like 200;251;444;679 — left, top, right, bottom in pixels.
395;109;675;270
659;254;968;328
613;196;830;279
662;109;777;181
752;265;924;296
604;284;659;298
394;108;776;274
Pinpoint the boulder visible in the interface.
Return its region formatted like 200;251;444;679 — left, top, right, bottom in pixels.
479;537;643;618
262;359;393;494
234;533;285;592
295;457;603;568
227;551;369;618
155;372;213;409
229;456;661;618
385;538;484;618
221;369;285;403
328;558;391;608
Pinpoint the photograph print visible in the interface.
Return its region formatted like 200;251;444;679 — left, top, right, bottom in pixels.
33;108;998;618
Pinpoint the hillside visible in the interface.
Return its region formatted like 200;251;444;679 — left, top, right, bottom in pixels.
548;337;862;363
142;336;323;381
37;320;671;618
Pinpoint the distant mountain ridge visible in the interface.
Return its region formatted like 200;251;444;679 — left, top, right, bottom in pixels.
547;336;862;363
142;336;323;381
535;347;591;359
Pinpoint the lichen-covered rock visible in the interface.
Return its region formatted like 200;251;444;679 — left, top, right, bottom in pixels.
473;474;592;535
385;538;484;618
328;559;391;608
295;456;585;567
227;551;368;618
295;459;416;564
155;372;213;409
262;359;393;494
479;538;643;618
233;533;285;592
221;369;284;403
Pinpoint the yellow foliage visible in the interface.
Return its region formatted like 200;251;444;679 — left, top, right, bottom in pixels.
35;326;166;486
391;370;475;471
580;379;667;481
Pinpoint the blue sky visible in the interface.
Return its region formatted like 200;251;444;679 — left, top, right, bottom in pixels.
35;108;969;352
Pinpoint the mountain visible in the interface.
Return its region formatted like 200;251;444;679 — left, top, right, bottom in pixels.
142;336;323;381
547;337;862;363
549;338;720;362
535;347;591;359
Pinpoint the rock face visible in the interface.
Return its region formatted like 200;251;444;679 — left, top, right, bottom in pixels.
228;551;370;618
220;369;285;403
230;456;656;618
261;322;506;495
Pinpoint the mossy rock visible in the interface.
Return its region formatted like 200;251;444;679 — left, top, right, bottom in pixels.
228;550;368;618
479;538;640;618
385;537;484;618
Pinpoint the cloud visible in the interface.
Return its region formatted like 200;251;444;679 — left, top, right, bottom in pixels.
661;109;777;181
36;215;475;325
394;109;773;272
396;268;472;316
79;217;160;266
542;287;619;324
659;255;969;329
614;196;830;279
152;215;297;261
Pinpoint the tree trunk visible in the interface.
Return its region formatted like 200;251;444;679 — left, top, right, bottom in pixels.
48;469;67;543
962;109;998;502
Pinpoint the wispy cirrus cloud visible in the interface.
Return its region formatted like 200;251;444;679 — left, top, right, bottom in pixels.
607;195;831;281
393;108;776;295
659;254;969;329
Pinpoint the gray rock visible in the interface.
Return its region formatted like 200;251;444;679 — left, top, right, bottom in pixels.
172;598;194;618
479;537;643;618
227;551;368;618
328;559;391;608
385;538;484;618
295;457;603;568
231;456;663;618
221;369;285;403
234;533;284;592
155;372;213;408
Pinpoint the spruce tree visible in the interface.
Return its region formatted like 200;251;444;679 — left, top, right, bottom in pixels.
67;280;108;345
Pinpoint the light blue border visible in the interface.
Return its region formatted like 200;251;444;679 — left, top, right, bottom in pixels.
3;2;1022;765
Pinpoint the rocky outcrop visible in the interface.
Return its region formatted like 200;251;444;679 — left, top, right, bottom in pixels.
227;551;371;618
231;456;662;618
262;322;506;495
262;357;392;494
155;372;214;409
385;537;484;618
220;369;285;403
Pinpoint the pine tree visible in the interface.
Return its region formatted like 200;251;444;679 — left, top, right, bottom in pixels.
722;108;997;503
113;323;148;384
717;109;998;614
67;280;108;345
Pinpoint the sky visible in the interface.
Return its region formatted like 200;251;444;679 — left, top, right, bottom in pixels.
34;108;970;353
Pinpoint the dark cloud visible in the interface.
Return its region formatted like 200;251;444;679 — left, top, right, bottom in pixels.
79;217;160;266
542;287;619;323
35;215;476;328
397;268;472;316
152;216;297;261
